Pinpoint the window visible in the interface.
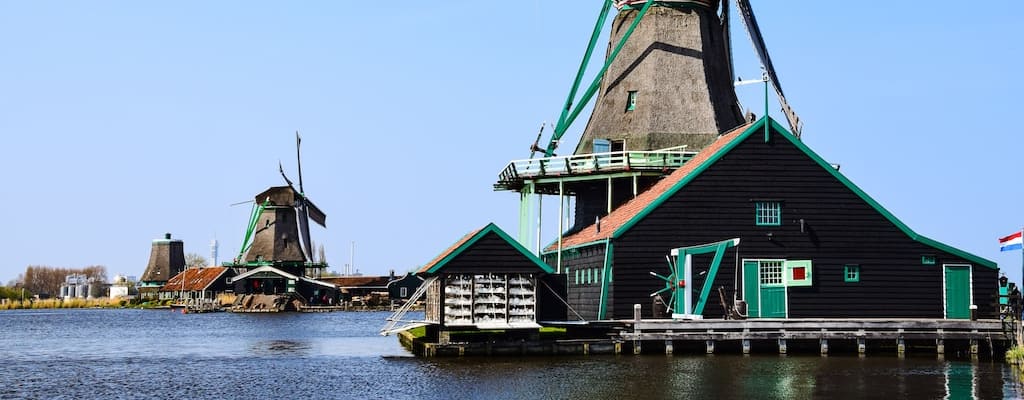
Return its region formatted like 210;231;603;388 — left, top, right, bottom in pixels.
844;265;860;282
575;269;580;285
921;255;936;265
759;260;784;286
755;202;782;226
400;287;408;298
626;91;638;111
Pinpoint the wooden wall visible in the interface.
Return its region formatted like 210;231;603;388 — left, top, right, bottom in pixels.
606;129;998;319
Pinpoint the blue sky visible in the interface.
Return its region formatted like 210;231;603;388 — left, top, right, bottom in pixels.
2;1;1022;285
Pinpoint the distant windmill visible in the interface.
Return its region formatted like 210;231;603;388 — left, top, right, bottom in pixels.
238;132;327;265
227;132;336;312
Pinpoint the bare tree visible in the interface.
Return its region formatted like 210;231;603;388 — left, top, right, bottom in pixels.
185;253;208;269
20;265;107;297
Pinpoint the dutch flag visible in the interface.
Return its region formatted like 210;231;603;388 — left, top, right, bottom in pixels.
1000;231;1023;252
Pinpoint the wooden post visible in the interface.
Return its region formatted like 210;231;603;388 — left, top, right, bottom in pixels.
584;343;590;355
665;330;673;355
633;304;642;355
778;338;787;355
742;339;751;354
970;339;979;356
820;339;829;356
857;338;866;355
706;340;715;354
439;330;451;345
897;329;905;357
936;339;945;356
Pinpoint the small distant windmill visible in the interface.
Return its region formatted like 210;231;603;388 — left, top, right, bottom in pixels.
236;133;327;266
226;133;336;312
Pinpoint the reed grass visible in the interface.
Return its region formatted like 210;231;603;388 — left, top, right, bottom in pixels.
0;297;127;310
1007;346;1024;364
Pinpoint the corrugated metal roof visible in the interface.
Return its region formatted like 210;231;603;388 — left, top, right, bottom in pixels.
159;267;229;292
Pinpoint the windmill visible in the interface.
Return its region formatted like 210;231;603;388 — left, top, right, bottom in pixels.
226;133;336;312
235;133;327;265
495;0;803;252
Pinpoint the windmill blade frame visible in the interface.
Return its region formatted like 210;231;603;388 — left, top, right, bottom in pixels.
735;0;802;137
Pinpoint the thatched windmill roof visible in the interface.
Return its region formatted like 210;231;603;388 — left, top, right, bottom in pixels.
140;233;185;284
574;4;744;155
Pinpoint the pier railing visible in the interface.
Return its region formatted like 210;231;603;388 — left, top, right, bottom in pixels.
495;147;697;190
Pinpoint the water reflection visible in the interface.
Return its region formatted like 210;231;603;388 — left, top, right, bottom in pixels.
250;339;312;356
0;309;1019;399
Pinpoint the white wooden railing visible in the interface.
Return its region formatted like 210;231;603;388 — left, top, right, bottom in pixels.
496;146;697;189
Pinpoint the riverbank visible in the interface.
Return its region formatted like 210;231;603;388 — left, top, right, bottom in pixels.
0;297;128;310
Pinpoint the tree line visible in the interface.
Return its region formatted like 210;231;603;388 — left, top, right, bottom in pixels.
12;265;108;297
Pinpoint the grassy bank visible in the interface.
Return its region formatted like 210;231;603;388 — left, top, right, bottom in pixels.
0;297;130;310
1008;347;1024;364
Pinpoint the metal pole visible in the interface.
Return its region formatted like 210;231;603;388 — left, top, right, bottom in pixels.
536;194;543;255
557;181;564;273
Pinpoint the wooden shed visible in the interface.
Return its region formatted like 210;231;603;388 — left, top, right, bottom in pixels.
547;118;998;321
158;266;233;302
418;223;566;330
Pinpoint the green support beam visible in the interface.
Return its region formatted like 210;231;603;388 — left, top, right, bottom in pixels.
598;240;614;319
545;0;656;157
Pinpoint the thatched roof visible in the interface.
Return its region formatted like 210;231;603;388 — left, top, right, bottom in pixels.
140;233;185;283
574;5;744;156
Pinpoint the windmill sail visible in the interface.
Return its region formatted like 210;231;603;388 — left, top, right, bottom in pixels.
735;0;802;136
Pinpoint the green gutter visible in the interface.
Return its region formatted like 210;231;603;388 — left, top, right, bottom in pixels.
598;240;613;319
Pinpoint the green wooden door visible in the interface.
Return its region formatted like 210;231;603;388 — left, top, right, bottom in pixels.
944;265;971;319
743;261;760;318
759;260;787;318
760;287;786;318
744;260;786;318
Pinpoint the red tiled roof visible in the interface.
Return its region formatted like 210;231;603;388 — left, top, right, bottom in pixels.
551;122;754;251
160;267;229;292
417;226;485;274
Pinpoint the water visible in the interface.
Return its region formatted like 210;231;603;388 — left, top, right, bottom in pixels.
0;309;1021;399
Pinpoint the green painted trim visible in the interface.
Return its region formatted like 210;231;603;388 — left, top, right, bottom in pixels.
612;118;769;239
598;241;613;319
549;0;655;155
680;239;737;315
423;223;555;275
547;1;613;156
626;91;637;111
610;117;996;270
754;201;782;226
844;264;860;283
772;119;997;269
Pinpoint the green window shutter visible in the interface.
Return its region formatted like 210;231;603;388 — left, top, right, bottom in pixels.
755;202;782;226
783;260;813;287
626;91;638;111
844;265;860;282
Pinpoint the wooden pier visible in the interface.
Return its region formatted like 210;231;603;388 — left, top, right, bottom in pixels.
618;318;1011;357
402;318;1014;358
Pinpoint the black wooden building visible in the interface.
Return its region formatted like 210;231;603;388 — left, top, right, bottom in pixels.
418;223;566;329
547;118;998;321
